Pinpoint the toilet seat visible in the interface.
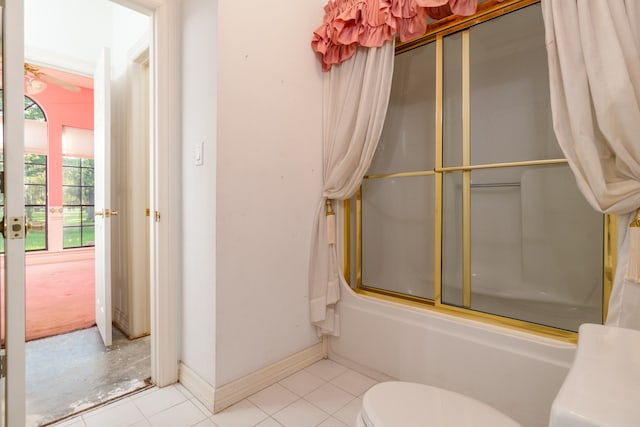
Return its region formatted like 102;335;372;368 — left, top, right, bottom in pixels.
359;381;522;427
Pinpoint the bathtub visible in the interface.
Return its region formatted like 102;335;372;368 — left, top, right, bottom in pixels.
329;282;576;427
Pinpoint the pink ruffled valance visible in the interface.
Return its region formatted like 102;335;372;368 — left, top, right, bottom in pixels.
312;0;500;71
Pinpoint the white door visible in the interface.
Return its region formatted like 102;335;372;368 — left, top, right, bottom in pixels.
94;47;113;347
3;2;26;425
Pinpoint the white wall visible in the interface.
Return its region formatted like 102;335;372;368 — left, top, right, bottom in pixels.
214;0;325;386
180;0;217;386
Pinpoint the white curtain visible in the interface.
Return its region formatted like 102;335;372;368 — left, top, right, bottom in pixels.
309;41;395;336
542;0;640;328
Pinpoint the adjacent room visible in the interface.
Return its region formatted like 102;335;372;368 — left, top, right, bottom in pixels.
1;1;153;424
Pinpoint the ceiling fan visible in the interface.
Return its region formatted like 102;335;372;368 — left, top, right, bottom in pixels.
24;62;81;95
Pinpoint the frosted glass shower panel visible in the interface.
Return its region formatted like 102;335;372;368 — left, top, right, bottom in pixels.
443;34;462;168
362;176;435;299
468;165;603;331
469;3;563;164
441;172;463;306
369;43;437;175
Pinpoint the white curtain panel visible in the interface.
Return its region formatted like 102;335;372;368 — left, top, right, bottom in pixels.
542;0;640;328
309;41;395;336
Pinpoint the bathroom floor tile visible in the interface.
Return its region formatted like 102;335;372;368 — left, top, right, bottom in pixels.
147;400;207;427
173;382;196;400
272;399;330;427
190;394;214;416
333;397;362;426
304;383;355;415
304;359;348;382
278;369;327;396
210;399;269;426
318;417;349;427
330;370;377;397
133;385;188;418
255;418;284;426
130;420;152;427
83;401;146;427
247;383;300;415
51;359;366;427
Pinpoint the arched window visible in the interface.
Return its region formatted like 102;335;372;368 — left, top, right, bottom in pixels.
0;92;48;252
24;96;47;121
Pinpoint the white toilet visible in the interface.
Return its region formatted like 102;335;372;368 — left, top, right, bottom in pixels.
356;380;522;427
356;323;640;427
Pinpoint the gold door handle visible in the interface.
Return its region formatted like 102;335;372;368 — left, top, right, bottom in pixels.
27;221;45;231
26;221;45;236
95;209;119;218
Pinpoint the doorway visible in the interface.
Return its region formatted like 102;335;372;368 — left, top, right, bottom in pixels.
18;1;152;425
23;65;151;426
2;1;181;424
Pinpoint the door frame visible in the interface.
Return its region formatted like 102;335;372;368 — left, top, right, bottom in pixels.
4;2;26;426
4;0;180;423
126;39;152;339
110;0;180;388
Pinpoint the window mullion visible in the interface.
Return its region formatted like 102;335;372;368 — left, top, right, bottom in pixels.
435;35;444;305
462;30;472;309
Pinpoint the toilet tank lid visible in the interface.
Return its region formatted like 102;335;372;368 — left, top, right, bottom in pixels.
550;323;640;427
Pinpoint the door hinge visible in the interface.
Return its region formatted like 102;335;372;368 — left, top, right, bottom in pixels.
155;211;161;222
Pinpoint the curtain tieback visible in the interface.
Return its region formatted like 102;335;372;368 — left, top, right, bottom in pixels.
625;208;640;283
326;199;336;245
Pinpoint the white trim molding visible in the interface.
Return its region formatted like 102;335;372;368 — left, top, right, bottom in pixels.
212;342;324;413
179;362;215;414
111;0;164;14
149;0;181;388
5;2;27;425
117;0;180;388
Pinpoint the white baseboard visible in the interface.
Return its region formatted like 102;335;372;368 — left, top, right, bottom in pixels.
327;349;396;383
213;342;324;413
179;362;215;413
113;308;130;336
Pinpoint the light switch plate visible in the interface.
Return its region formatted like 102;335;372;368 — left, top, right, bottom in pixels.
195;141;204;166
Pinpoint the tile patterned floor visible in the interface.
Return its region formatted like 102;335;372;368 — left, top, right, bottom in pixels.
51;359;376;427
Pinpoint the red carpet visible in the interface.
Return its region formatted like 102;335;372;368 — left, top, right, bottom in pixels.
25;259;95;341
